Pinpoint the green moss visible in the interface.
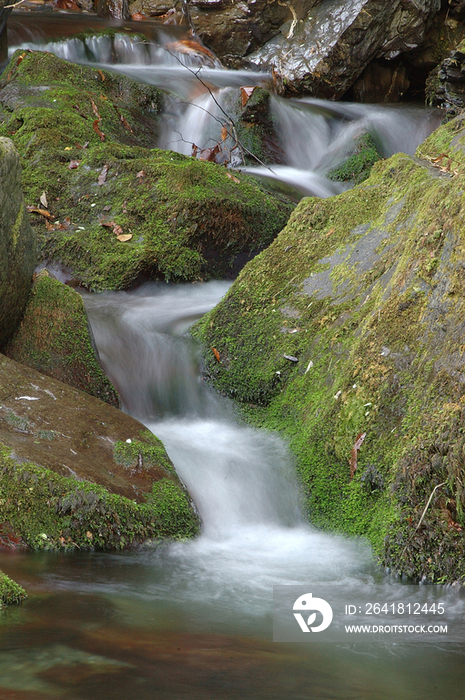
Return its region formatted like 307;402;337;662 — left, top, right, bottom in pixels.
0;50;293;290
4;271;119;406
114;433;175;477
0;571;26;606
193;141;465;583
327;134;382;185
0;441;199;550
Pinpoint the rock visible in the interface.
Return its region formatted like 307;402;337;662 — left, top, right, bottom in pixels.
4;270;119;407
326;133;382;185
193;115;465;583
0;50;293;289
427;38;465;117
186;0;320;60
0;353;199;549
352;60;410;103
246;0;441;99
96;0;130;19
0;137;37;350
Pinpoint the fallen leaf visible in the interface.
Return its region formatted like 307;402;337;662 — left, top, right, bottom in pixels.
241;86;255;107
98;164;109;185
68;160;80;169
86;531;93;539
349;432;366;480
103;205;111;211
191;143;199;158
221;125;228;142
99;220;117;228
116;234;133;242
113;224;124;236
119;113;134;133
226;172;240;184
326;227;335;237
40;191;48;208
7;52;26;82
27;206;54;219
90;98;100;119
211;347;221;362
199;144;221;162
93;119;105;141
131;12;146;20
136;170;145;179
97;69;106;82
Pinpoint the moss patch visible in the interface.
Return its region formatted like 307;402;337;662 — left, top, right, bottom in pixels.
327;133;383;185
0;570;26;606
193;133;465;583
4;271;119;406
0;50;293;289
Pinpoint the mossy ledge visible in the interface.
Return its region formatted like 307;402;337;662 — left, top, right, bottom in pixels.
0;570;26;606
0;49;294;290
4;270;119;406
193;114;465;584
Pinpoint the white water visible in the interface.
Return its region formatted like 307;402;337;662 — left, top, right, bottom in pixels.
10;29;442;198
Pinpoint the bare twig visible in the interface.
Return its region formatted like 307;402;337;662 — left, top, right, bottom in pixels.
4;0;27;8
415;482;446;532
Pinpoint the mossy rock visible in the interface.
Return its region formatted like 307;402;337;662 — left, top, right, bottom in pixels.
4;270;119;407
0;50;294;289
0;137;37;349
193;117;465;583
326;133;383;185
0;570;26;606
0;353;199;550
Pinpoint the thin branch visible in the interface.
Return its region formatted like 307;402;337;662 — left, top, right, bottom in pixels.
4;0;27;8
415;482;446;532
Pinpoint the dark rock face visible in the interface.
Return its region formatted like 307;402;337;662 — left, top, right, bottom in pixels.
427;39;465;117
186;0;321;59
0;138;37;349
245;0;442;98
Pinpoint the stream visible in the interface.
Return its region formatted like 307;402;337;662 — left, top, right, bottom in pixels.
1;14;464;700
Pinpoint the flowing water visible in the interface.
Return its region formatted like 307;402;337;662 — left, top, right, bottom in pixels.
1;16;464;700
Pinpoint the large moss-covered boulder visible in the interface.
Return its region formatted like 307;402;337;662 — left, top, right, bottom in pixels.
0;353;199;550
0;137;36;349
0;50;293;289
4;271;119;407
194;115;465;583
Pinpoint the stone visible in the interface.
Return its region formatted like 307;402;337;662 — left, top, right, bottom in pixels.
246;0;441;99
0;50;293;289
0;137;37;349
193;114;465;583
4;271;119;407
0;353;199;549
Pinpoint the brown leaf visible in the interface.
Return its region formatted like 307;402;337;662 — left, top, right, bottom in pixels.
211;346;221;362
226;172;240;184
221;125;228;142
349;432;366;480
54;0;80;9
136;170;145;180
120;114;134;133
90;98;100;120
93;119;105;142
116;233;133;242
68;160;80;169
191;143;199;159
131;12;146;20
97;69;106;82
7;52;26;83
99;220;117;228
27;206;55;219
199;144;221;162
165;39;216;62
241;86;255;107
98;164;109;185
113;225;124;236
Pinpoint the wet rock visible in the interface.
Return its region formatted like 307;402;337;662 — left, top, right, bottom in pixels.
247;0;441;99
326;133;382;185
352;60;410;103
194;114;465;583
96;0;130;19
0;50;293;289
186;0;320;60
4;271;119;407
0;353;199;548
427;38;465;117
0;138;37;350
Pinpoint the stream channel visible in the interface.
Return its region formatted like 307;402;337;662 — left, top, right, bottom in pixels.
1;13;465;700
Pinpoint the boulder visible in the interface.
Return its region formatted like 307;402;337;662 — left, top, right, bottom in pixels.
0;50;293;289
4;271;119;407
194;115;465;583
427;38;465;118
246;0;441;98
0;353;199;549
0;138;37;349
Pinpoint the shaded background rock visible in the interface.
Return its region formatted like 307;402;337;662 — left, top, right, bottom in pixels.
426;37;465;117
4;271;120;407
0;137;37;349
